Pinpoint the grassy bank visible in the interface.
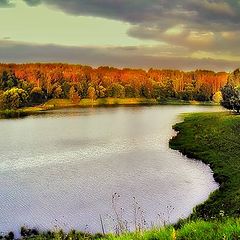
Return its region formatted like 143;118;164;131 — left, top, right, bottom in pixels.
0;109;28;119
170;112;240;219
3;218;240;240
43;98;218;108
0;98;218;119
0;98;160;118
43;98;158;108
0;106;52;119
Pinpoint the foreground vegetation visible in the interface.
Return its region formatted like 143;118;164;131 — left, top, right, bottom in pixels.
170;112;240;219
2;218;240;240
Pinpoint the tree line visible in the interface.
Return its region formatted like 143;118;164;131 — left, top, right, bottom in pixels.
0;63;229;110
221;68;240;113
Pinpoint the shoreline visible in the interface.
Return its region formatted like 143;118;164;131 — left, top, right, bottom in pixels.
169;112;240;220
0;98;218;119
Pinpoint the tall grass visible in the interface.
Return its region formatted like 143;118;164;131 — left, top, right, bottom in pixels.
2;218;239;240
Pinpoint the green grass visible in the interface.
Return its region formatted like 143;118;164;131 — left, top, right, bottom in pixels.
170;112;240;219
0;109;28;118
106;218;240;240
4;218;239;240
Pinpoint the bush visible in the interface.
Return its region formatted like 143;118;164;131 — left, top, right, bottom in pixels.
2;88;29;110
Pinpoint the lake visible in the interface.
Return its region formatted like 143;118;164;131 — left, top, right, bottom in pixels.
0;105;221;234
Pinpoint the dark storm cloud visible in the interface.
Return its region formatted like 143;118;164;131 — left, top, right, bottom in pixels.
0;40;239;71
23;0;166;23
0;0;14;7
22;0;240;29
1;1;239;68
21;0;240;54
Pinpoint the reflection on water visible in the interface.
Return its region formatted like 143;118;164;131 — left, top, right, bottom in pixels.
0;105;221;233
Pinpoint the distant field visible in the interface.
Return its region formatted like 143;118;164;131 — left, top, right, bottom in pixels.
44;98;219;107
44;98;158;107
0;98;219;119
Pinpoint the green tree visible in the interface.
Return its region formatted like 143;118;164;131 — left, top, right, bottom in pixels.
17;79;33;92
100;85;107;98
152;83;166;101
0;70;8;90
111;83;125;98
162;78;175;98
30;87;45;104
182;83;195;101
195;84;212;102
125;84;139;98
0;90;4;109
61;80;71;98
221;84;240;113
0;70;18;91
2;88;29;110
140;85;151;98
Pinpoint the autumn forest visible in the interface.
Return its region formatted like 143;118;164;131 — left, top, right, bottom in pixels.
0;63;229;110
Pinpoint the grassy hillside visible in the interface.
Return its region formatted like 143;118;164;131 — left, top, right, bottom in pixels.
170;112;240;219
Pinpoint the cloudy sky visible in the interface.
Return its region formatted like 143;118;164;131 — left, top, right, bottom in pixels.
0;0;239;71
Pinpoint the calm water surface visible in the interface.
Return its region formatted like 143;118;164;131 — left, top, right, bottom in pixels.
0;106;221;233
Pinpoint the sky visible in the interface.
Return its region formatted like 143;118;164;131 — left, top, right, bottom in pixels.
0;0;239;71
